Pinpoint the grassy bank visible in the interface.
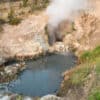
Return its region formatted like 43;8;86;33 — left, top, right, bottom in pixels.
80;46;100;63
58;46;100;100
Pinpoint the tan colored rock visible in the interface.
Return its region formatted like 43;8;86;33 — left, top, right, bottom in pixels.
53;42;66;53
64;75;69;81
48;42;68;54
0;12;48;60
63;11;100;56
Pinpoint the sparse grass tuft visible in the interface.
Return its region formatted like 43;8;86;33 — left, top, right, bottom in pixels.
31;0;49;12
0;18;6;24
8;9;21;25
70;63;92;85
0;18;6;32
95;58;100;74
16;95;23;100
22;0;28;7
87;57;100;100
92;46;100;57
71;22;76;31
0;25;3;32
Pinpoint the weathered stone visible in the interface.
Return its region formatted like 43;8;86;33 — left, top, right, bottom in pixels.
0;12;48;61
48;42;68;54
4;62;25;75
23;97;33;100
0;57;6;66
40;95;62;100
4;66;18;75
0;95;10;100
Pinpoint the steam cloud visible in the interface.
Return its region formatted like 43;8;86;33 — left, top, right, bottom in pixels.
46;0;89;27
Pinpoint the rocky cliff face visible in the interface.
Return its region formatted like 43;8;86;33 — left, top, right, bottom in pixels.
57;0;99;56
63;12;100;56
0;12;48;61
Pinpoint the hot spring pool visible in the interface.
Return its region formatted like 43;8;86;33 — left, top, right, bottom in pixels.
8;53;77;97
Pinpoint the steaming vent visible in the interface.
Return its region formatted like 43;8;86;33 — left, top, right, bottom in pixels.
46;0;90;45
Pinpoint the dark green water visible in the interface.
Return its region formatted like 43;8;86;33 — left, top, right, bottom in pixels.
8;53;77;97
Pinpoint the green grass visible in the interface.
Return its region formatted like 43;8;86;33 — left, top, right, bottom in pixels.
95;58;100;74
70;63;92;85
92;46;100;57
58;46;100;97
88;89;100;100
72;46;100;84
70;56;100;86
69;45;100;85
71;56;100;99
80;46;100;62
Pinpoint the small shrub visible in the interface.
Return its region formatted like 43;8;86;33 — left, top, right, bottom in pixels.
8;17;21;25
8;9;21;25
22;0;28;7
0;18;6;32
0;19;6;24
31;0;49;12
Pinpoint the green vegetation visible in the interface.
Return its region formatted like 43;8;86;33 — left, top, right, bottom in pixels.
8;9;21;25
70;46;100;85
22;0;28;7
88;89;100;100
16;95;23;100
80;46;100;62
88;57;100;100
95;58;100;74
58;46;100;98
70;63;92;85
31;0;49;12
70;56;100;85
0;18;6;24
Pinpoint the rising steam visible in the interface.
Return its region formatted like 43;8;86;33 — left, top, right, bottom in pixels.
46;0;89;27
